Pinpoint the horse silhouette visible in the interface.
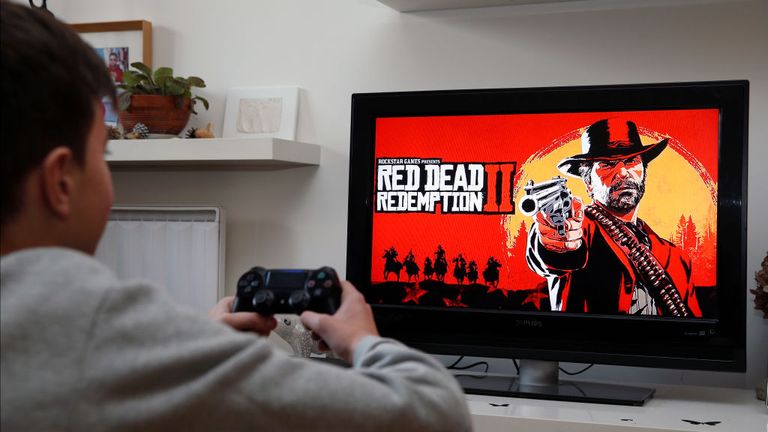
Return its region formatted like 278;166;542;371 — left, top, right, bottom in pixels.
383;247;403;281
404;250;420;282
467;260;479;284
483;257;502;288
423;257;435;280
452;254;467;285
434;245;448;282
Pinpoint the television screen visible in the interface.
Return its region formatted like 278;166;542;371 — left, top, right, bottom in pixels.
346;81;748;404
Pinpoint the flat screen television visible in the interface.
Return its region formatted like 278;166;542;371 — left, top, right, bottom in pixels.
346;81;748;405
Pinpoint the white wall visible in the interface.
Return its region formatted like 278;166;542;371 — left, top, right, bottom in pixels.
52;0;767;390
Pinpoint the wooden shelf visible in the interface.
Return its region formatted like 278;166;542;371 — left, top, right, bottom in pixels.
106;137;321;169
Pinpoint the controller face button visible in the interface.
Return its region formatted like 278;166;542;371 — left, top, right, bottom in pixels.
238;279;248;287
314;288;324;297
323;280;333;288
307;280;316;288
317;271;326;279
249;279;260;288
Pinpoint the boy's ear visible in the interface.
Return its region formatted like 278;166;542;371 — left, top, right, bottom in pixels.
40;147;78;219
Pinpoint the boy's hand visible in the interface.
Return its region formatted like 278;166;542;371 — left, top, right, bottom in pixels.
209;296;277;336
300;281;379;363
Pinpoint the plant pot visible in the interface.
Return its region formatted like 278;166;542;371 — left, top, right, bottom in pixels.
118;95;192;135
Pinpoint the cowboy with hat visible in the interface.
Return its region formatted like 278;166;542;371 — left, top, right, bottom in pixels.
524;118;702;317
556;118;669;215
557;118;668;178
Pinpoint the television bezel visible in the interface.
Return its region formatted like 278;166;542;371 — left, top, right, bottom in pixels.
346;80;748;372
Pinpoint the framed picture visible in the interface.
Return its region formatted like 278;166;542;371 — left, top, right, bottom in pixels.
71;20;152;71
223;86;300;140
71;21;152;126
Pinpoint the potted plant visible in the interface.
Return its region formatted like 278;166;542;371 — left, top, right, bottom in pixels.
117;62;209;136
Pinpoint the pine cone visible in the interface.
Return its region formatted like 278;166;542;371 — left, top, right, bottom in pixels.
132;123;150;139
107;126;122;140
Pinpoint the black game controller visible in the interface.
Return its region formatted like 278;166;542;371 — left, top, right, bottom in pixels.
232;267;342;315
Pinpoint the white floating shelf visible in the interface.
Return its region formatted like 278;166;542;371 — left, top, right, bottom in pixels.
106;137;321;169
379;0;591;12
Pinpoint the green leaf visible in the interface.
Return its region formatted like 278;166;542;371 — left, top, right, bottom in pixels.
193;95;210;111
133;73;151;82
122;70;142;87
118;91;133;111
155;74;170;92
137;82;159;94
153;67;173;84
131;62;153;78
187;76;206;88
165;80;186;96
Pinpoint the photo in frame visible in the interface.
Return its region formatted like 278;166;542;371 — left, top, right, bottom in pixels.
72;21;152;126
223;86;300;140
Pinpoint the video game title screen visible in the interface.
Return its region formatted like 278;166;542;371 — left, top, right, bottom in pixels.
369;110;719;318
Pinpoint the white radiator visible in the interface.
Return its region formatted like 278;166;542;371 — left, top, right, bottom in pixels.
94;206;225;313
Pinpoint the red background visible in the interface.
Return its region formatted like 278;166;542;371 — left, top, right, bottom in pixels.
370;110;719;289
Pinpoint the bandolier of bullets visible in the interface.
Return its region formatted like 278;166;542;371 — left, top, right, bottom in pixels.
585;205;692;318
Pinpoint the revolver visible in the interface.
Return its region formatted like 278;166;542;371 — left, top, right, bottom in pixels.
519;176;573;237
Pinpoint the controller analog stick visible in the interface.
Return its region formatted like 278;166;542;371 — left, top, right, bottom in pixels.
288;291;311;312
252;290;274;314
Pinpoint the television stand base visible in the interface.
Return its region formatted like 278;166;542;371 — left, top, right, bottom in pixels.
455;360;655;406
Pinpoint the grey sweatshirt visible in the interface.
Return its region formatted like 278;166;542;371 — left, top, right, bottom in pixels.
1;248;471;431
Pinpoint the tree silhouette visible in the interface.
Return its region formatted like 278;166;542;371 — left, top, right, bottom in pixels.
694;222;717;286
684;215;699;257
672;214;716;287
674;215;687;247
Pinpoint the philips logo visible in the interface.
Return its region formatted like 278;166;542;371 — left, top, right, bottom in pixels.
515;319;543;328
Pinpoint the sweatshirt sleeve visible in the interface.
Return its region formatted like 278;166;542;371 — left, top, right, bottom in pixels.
77;282;471;432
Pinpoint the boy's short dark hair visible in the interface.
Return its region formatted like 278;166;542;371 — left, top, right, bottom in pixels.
1;2;116;225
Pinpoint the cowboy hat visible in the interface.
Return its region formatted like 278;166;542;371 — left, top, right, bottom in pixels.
557;118;668;177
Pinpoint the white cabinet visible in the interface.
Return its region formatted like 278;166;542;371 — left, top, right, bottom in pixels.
467;384;767;431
